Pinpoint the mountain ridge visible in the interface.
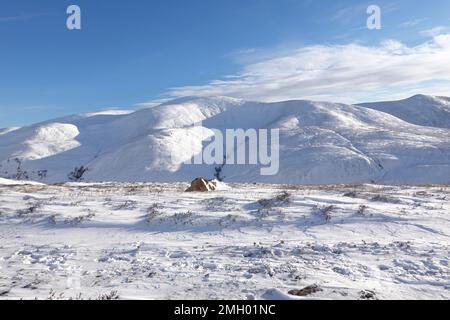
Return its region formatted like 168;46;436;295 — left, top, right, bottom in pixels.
359;94;450;129
1;94;449;184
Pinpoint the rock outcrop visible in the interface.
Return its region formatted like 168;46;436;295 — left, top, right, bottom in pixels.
185;178;218;192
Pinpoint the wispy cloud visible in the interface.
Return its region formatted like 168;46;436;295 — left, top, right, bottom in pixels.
401;18;428;28
331;2;399;24
420;26;450;37
166;33;450;104
331;5;363;23
0;13;51;23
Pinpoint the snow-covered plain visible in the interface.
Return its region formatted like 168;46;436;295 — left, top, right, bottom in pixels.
1;182;449;300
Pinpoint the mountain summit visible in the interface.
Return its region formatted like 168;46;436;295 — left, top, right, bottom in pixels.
359;94;450;129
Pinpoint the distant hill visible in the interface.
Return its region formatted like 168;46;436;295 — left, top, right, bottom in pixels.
359;94;450;129
1;95;449;184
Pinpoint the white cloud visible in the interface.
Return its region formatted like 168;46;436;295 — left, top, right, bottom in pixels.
420;26;450;37
401;18;427;28
167;34;450;103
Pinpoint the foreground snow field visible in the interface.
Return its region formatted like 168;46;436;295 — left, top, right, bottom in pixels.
0;182;449;300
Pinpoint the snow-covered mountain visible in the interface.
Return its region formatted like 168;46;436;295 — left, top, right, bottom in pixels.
1;95;450;184
359;94;450;129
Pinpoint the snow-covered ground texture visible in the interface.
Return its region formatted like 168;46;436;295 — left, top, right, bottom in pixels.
0;182;449;300
1;95;450;185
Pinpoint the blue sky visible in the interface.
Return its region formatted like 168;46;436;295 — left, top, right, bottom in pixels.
1;0;450;128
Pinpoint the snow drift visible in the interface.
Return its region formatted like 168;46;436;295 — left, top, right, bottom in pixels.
1;95;450;184
0;177;44;186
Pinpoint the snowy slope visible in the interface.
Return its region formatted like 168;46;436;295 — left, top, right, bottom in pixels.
0;96;449;184
0;177;44;186
359;94;450;129
0;128;16;135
